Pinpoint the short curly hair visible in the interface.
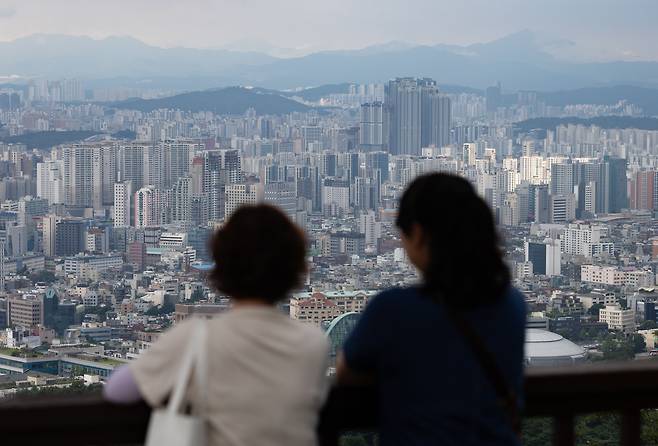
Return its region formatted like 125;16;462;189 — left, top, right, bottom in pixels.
208;204;307;303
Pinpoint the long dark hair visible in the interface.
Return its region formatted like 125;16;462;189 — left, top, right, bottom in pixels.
396;173;510;309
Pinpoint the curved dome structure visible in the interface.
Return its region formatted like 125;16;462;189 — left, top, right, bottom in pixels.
525;329;587;367
325;312;361;367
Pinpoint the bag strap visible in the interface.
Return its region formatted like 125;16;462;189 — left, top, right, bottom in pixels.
166;321;206;415
193;321;208;416
442;302;522;436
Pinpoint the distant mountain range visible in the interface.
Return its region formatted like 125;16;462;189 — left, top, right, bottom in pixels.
0;34;275;79
3;31;658;92
115;87;311;115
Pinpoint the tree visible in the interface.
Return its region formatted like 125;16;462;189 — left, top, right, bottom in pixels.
340;435;369;446
631;333;646;353
85;305;112;322
600;334;635;361
588;303;605;317
523;417;553;446
11;381;102;399
29;270;57;285
145;302;175;316
576;413;620;445
639;320;658;330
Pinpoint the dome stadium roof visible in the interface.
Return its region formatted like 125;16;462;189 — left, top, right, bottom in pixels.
525;329;587;366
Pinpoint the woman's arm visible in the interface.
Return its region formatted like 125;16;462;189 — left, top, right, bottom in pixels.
103;365;143;404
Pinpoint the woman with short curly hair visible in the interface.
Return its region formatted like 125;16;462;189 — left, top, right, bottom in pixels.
105;205;329;446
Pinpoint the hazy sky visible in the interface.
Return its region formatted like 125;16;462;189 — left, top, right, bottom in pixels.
0;0;656;60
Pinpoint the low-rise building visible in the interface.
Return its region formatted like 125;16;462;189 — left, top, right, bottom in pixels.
599;304;636;332
64;255;123;276
581;265;655;288
174;303;229;323
578;290;617;311
7;294;44;328
290;290;376;326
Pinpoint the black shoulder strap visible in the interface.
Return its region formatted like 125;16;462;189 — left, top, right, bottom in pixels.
442;302;522;436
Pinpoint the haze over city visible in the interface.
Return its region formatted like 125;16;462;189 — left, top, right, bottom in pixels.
0;0;656;61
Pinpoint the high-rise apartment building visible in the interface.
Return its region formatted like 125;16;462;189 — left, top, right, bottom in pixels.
264;182;297;221
117;143;145;189
630;170;658;210
143;142;166;189
549;194;576;224
62;145;94;207
525;239;561;277
560;224;614;257
359;210;381;251
134;186;162;228
573;161;606;215
359;102;385;148
386;78;421;156
172;177;192;223
36;160;65;205
163;139;201;187
606;157;628;213
55;218;86;257
42;214;58;257
113;181;132;228
0;240;5;293
202;149;243;221
60;79;84;102
62;144;115;209
365;151;390;182
91;144;116;208
352;176;380;211
224;181;264;220
420;80;451;148
322;178;350;216
486;82;502;113
550;161;574;196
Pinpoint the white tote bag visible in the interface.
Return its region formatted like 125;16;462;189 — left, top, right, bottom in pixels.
145;322;207;446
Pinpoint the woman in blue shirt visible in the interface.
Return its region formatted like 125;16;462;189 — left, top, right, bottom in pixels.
337;173;526;446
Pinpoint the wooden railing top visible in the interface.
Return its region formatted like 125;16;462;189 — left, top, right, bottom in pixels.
524;360;658;415
1;360;657;445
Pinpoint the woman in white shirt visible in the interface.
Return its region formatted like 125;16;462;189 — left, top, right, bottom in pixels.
104;205;329;446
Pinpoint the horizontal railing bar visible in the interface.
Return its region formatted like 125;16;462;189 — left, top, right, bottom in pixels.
0;361;656;445
524;361;658;416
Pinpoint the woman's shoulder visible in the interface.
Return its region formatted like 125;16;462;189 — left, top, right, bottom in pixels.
370;286;418;304
284;313;329;344
363;286;424;315
375;286;421;300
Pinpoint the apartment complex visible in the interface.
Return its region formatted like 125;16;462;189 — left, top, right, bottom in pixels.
290;290;377;325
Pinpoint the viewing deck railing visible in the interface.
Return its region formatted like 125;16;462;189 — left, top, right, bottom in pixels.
1;360;658;446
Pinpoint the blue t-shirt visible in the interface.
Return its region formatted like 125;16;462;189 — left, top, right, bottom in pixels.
343;286;526;446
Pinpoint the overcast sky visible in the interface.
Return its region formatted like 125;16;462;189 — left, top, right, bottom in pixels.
0;0;656;60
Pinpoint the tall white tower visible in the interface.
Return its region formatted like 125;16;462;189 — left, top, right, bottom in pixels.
113;181;133;227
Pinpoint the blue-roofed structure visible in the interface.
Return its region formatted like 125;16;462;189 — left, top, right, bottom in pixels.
325;312;361;368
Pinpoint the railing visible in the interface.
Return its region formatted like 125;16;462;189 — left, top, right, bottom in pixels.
1;361;658;445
